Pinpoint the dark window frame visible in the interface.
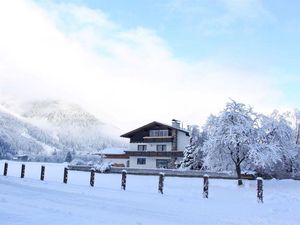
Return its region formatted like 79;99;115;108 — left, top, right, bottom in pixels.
149;130;169;137
137;158;146;165
137;145;147;151
156;159;170;168
156;144;167;151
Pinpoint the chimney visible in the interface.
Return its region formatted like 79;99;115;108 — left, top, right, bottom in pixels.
172;119;180;129
187;125;191;131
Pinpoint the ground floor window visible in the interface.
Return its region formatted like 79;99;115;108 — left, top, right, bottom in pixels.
137;158;146;165
156;159;170;168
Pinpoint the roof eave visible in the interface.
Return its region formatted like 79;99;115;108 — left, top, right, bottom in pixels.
120;121;189;138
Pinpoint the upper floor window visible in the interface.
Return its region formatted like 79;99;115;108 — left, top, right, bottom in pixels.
137;145;147;151
156;144;167;151
150;130;168;137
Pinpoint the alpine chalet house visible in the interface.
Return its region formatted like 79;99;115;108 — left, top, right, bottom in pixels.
121;120;190;169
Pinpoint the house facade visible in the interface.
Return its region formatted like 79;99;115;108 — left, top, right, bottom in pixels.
121;120;190;169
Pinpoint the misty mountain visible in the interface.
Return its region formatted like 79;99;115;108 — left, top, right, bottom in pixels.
0;108;64;159
0;100;125;160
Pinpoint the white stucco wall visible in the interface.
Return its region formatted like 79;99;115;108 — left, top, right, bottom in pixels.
129;156;173;169
129;156;183;169
177;131;190;151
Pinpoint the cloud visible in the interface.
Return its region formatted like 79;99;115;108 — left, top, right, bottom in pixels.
165;0;275;35
0;0;284;131
221;0;272;19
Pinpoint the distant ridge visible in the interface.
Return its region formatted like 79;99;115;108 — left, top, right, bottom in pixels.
0;99;126;160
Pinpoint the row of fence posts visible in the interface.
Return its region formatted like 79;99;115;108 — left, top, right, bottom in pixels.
2;162;263;203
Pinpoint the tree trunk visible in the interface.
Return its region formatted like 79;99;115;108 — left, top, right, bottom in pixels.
236;164;243;186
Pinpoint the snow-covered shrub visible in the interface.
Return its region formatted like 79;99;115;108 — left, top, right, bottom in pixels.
95;162;112;172
69;158;85;166
69;154;104;166
70;154;110;171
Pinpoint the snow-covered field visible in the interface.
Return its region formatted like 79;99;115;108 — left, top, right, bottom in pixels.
0;161;299;225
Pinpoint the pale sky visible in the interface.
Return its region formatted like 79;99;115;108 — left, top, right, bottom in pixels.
0;0;300;132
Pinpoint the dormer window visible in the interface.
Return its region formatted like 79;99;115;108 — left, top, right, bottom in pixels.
149;130;168;137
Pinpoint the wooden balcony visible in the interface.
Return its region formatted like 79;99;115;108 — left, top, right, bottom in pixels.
125;151;183;157
142;136;173;143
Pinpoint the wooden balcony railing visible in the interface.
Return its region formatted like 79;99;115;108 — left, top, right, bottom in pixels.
125;151;183;157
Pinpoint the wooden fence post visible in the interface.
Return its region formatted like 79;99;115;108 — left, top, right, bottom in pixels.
257;177;263;203
90;169;95;187
40;165;45;181
158;172;165;194
63;167;68;184
21;164;25;178
203;175;209;198
3;162;8;176
121;170;127;190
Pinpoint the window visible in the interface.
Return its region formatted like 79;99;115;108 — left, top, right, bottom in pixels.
156;144;167;151
150;130;168;137
156;159;170;168
137;158;146;165
137;145;147;151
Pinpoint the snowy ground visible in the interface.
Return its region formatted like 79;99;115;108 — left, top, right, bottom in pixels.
0;161;300;225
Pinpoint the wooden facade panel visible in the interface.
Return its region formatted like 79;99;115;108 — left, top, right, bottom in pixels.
125;151;183;157
142;136;173;143
104;154;129;159
171;129;177;151
129;125;173;142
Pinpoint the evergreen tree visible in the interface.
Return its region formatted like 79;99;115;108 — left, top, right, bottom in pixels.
64;151;73;163
181;125;206;169
181;145;196;169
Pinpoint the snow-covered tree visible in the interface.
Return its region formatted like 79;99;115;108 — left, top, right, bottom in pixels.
282;109;300;144
202;100;281;185
202;101;256;185
253;112;298;177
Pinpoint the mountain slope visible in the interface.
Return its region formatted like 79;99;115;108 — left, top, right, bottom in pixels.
0;100;125;160
0;109;64;159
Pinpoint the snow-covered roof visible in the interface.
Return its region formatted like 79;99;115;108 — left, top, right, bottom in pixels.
98;147;127;155
16;154;28;157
